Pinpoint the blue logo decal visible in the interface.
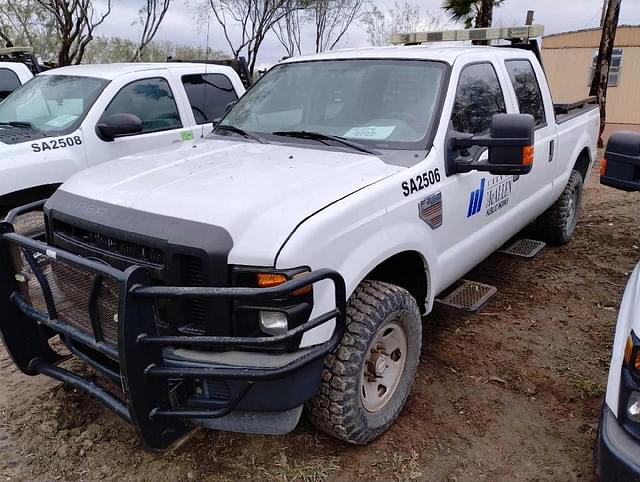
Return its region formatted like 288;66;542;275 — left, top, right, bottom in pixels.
466;178;485;217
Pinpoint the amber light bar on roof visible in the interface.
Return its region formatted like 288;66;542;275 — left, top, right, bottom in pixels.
390;25;545;45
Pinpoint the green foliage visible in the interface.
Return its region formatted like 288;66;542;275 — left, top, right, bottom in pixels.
82;36;228;64
442;0;503;28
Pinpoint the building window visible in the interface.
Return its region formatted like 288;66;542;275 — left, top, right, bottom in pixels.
591;48;623;87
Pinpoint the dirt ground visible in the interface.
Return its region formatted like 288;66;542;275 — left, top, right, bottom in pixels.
1;164;639;482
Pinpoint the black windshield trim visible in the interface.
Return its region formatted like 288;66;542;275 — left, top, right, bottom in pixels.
218;58;452;152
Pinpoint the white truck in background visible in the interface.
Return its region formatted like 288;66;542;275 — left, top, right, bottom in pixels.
0;62;245;212
0;26;600;450
0;62;33;101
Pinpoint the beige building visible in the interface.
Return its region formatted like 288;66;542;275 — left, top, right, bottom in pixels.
542;25;640;139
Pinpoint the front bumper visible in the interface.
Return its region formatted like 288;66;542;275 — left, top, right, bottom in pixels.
0;201;346;450
596;405;640;482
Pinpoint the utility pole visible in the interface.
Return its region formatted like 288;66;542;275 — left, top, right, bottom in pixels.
600;0;608;27
591;0;622;146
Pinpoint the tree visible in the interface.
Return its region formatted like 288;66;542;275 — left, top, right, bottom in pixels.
0;0;58;57
590;0;622;146
131;0;172;61
361;0;444;47
204;0;299;76
36;0;113;65
441;0;503;29
274;7;304;57
313;0;365;52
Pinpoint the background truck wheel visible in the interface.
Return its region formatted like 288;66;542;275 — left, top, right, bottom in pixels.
536;170;583;245
307;280;422;444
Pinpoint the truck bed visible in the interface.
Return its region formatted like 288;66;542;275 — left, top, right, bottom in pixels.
554;96;598;124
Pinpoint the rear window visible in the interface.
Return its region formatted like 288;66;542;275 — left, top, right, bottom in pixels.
0;68;21;101
505;60;546;127
182;73;237;124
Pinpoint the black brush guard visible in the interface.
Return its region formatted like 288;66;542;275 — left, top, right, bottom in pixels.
0;201;346;450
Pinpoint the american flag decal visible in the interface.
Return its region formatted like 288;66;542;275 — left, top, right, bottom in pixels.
419;192;443;229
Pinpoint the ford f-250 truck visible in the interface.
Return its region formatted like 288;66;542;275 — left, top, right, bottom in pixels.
0;25;600;450
595;132;640;482
0;62;245;212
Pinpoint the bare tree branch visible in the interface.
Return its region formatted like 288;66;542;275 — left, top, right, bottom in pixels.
131;0;172;61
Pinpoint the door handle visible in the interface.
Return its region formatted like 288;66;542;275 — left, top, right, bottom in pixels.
549;140;555;162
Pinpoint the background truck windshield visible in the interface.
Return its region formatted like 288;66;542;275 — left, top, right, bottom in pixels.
222;59;448;150
0;75;107;135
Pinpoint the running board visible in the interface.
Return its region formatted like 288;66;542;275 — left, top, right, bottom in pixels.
498;238;546;259
435;279;497;312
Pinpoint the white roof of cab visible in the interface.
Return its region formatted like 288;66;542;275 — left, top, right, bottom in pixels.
39;62;233;80
281;44;532;64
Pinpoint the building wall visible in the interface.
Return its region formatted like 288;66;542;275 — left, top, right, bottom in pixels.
541;26;640;128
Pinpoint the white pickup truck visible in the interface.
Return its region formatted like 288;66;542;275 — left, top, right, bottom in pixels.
0;26;600;450
0;62;245;212
0;61;33;100
595;132;640;482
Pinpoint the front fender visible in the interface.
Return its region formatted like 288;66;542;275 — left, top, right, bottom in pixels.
0;131;86;198
606;263;640;417
276;185;438;348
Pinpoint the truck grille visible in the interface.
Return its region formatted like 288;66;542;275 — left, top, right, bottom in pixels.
11;246;121;345
53;220;165;267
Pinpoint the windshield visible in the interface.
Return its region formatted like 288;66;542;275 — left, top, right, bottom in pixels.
0;75;108;135
221;59;448;150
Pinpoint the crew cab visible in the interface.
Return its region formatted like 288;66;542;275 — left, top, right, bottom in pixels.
0;61;33;101
0;62;245;212
0;26;600;450
595;132;640;482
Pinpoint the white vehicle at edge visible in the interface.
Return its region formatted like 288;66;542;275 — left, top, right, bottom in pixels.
0;62;245;211
0;26;600;449
0;61;33;100
595;132;640;482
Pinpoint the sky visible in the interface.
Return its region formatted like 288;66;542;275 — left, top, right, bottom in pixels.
96;0;640;68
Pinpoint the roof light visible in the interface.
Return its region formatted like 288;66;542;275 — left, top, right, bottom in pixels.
390;25;544;45
0;46;34;55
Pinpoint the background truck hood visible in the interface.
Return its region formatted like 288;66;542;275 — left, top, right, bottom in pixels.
59;138;402;265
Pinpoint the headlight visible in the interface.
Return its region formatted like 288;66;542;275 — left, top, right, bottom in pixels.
258;310;288;336
627;391;640;423
624;332;640;372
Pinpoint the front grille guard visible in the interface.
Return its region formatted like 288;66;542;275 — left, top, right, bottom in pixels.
0;201;347;451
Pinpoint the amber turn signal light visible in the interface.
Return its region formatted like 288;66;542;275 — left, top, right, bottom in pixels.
522;145;534;166
600;158;607;177
256;272;312;296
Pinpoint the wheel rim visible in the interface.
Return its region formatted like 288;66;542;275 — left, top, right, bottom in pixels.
359;320;408;413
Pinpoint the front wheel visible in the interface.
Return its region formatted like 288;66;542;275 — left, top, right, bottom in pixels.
306;280;422;444
536;170;584;245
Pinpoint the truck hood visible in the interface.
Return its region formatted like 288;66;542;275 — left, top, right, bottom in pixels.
58;138;402;264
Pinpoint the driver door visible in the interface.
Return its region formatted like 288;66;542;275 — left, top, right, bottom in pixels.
83;75;188;166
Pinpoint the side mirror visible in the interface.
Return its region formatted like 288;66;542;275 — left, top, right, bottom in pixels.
601;132;640;192
96;113;143;142
446;113;535;176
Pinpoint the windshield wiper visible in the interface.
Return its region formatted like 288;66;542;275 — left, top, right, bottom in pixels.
213;124;267;144
272;130;380;156
0;121;39;130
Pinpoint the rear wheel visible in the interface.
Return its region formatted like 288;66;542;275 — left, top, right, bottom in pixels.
307;280;422;444
536;170;583;245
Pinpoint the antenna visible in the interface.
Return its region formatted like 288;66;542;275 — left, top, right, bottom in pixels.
201;12;212;138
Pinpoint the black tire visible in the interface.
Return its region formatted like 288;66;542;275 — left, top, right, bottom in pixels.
306;280;422;444
536;170;583;245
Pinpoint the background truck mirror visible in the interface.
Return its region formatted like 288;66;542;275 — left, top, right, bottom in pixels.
96;113;144;142
447;113;535;177
601;132;640;192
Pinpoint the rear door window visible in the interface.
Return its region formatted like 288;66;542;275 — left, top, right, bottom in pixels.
103;77;182;134
0;68;21;101
182;73;237;124
505;60;546;127
451;63;506;135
